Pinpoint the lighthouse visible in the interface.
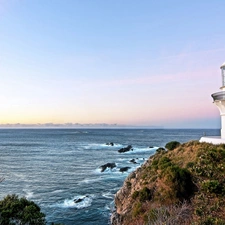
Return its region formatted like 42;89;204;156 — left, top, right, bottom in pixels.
212;62;225;139
200;62;225;144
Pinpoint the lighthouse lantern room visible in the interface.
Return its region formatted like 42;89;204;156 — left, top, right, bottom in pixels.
221;62;225;89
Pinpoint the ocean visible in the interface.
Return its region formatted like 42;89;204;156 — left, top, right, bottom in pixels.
0;128;220;225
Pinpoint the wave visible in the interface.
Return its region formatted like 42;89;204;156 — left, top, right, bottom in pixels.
51;189;64;194
0;143;42;147
55;195;94;209
102;192;115;199
79;177;103;184
119;146;158;154
23;189;34;199
96;165;136;175
70;131;89;134
84;143;123;150
95;166;118;174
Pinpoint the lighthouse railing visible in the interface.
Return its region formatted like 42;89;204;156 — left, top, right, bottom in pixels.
211;91;225;101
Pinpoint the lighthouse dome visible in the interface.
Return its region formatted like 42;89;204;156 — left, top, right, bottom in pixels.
220;62;225;68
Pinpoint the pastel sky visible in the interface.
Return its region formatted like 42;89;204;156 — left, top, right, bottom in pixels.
0;0;225;128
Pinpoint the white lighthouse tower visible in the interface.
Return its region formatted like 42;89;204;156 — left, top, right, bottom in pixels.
200;62;225;144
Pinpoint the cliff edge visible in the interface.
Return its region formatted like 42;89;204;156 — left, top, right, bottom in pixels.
111;141;225;225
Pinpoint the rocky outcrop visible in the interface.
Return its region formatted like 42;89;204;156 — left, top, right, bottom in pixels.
74;195;89;203
118;145;133;153
119;167;131;173
129;159;137;164
106;142;114;146
111;141;225;225
99;163;116;172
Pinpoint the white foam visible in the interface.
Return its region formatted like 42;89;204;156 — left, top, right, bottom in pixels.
102;192;114;199
56;195;94;209
51;189;64;194
84;143;122;150
122;147;158;154
23;189;34;199
80;177;102;183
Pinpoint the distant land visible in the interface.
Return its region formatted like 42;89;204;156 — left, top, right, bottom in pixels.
0;123;163;129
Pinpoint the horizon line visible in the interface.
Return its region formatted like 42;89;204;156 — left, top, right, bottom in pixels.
0;123;219;130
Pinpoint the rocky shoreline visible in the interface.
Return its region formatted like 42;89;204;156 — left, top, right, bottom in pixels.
110;141;225;225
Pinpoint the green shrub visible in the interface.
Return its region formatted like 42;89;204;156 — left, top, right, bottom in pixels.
151;159;159;169
126;181;132;188
166;165;194;200
201;216;225;225
132;202;142;217
0;194;46;225
202;180;224;195
132;191;139;199
156;147;166;153
218;149;225;158
132;187;152;202
139;187;152;202
186;162;195;169
159;156;172;169
165;141;181;151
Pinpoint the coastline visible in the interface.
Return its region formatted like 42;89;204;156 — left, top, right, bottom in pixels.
110;141;225;225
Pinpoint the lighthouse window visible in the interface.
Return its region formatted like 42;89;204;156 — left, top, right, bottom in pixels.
222;68;225;87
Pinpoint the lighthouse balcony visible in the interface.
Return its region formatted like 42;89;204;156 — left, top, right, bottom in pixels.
211;91;225;101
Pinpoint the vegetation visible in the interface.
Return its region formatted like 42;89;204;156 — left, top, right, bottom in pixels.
0;194;64;225
0;194;45;225
132;187;152;202
116;141;225;225
165;141;181;150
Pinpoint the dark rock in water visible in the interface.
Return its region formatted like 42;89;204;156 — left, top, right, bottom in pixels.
99;163;116;172
149;146;154;148
119;167;131;173
74;195;88;203
130;159;137;164
106;142;114;146
74;198;83;203
118;145;133;153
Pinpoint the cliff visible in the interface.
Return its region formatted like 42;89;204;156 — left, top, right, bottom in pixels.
111;141;225;225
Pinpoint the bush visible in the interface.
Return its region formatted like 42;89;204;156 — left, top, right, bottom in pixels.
202;180;224;195
186;162;195;169
165;141;181;151
166;166;194;200
159;157;172;169
139;187;152;202
132;187;152;202
0;194;46;225
201;216;225;225
156;147;166;153
145;202;192;225
132;191;139;199
132;202;142;217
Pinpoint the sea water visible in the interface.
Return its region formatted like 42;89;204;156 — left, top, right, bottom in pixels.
0;129;219;225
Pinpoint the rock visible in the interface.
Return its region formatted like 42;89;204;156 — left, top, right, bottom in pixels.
118;145;133;153
74;195;88;203
106;142;114;146
99;163;116;172
111;211;122;225
149;146;154;148
130;159;137;164
119;167;131;173
74;198;83;203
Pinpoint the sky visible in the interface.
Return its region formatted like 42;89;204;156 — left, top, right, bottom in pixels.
0;0;225;128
